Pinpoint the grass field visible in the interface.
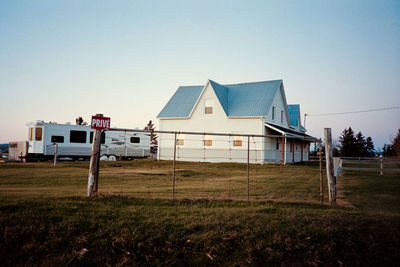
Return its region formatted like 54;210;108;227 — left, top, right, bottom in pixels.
1;159;399;266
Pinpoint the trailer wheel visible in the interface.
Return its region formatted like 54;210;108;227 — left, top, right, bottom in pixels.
108;155;117;161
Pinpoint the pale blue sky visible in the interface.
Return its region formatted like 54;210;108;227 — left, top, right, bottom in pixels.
1;0;399;148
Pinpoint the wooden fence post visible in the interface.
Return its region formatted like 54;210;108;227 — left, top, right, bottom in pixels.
53;143;58;166
319;141;323;203
172;132;177;200
247;135;250;201
324;128;336;204
87;114;103;197
380;156;383;176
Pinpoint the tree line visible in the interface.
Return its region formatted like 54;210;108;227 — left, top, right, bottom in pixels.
315;127;400;158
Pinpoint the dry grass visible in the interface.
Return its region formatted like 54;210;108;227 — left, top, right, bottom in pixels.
0;159;399;266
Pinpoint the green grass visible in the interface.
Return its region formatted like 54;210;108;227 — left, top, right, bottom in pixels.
0;159;399;266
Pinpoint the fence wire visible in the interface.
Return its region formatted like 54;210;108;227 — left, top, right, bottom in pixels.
96;129;322;202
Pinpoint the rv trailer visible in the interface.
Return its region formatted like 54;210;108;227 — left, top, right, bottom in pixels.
26;121;150;160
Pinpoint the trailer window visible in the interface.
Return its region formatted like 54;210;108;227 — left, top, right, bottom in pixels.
130;137;140;143
89;131;105;144
51;136;64;143
70;130;87;143
28;128;34;141
35;128;42;141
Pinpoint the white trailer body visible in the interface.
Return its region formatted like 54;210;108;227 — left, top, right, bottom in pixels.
26;121;150;159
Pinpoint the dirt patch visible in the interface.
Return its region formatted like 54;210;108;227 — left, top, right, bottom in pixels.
336;174;355;208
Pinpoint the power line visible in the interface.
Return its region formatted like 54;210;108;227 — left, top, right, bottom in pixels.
305;106;400;117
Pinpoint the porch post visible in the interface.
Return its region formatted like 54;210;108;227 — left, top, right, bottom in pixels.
301;140;303;162
284;135;287;165
292;141;295;163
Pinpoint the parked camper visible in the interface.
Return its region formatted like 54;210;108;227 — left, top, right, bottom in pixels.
26;121;150;160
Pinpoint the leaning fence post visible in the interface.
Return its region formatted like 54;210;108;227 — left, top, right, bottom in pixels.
380;155;383;176
324;128;336;204
53;143;58;166
318;141;323;203
247;135;250;201
87;114;103;197
172;132;177;200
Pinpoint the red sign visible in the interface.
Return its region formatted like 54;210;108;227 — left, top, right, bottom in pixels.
91;116;111;130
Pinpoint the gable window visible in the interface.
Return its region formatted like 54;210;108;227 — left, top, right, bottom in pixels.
272;106;275;120
233;136;242;147
35;128;42;141
205;99;213;114
204;135;212;146
177;134;184;146
281;111;283;123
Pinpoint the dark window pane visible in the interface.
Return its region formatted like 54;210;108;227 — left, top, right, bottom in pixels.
51;136;64;143
90;131;105;144
70;130;87;143
130;137;140;143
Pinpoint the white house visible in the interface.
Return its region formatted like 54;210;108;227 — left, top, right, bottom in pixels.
157;79;317;164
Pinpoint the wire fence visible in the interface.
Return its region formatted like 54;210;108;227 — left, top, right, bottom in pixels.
97;128;322;202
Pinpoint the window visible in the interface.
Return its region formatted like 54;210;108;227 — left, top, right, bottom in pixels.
130;137;140;143
89;132;105;144
51;136;64;143
177;134;184;146
276;139;279;150
205;99;213;114
204;135;212;146
28;128;34;141
35;128;42;141
70;130;87;143
233;136;242;147
272;106;275;120
281;111;283;123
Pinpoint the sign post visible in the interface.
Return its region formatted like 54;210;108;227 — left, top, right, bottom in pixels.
87;114;110;197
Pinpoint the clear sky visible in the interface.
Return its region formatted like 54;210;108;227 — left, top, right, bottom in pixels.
1;0;399;149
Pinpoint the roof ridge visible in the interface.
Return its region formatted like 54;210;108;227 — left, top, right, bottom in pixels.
222;79;282;87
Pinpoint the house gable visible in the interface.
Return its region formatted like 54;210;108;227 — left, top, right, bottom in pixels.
189;80;230;121
265;83;290;128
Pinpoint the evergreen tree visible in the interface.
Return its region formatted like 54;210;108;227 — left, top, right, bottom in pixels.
338;127;357;157
355;131;367;157
144;120;158;153
365;136;375;157
392;128;400;158
382;144;394;157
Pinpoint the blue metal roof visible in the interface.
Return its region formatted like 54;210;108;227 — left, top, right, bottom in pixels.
287;104;300;127
157;85;203;118
158;79;283;118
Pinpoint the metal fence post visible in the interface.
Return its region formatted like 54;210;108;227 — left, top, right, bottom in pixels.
172;132;177;200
